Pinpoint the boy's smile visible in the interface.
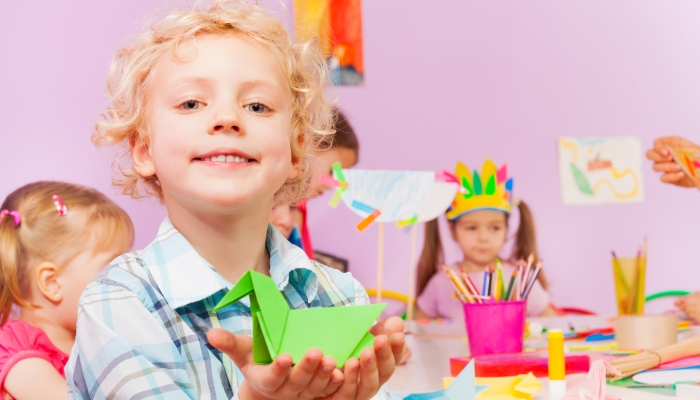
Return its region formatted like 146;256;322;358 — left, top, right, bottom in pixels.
134;33;298;214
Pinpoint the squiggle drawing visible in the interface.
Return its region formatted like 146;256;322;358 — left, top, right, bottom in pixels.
558;137;644;205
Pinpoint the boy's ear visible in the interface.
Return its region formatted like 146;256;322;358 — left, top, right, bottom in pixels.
35;262;62;303
287;134;305;179
132;135;156;177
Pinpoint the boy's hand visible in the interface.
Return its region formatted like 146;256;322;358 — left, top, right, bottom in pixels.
323;316;406;400
646;136;700;189
208;329;344;400
675;292;700;323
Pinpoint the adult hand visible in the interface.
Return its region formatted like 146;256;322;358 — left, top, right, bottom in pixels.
646;136;700;189
208;329;343;400
675;292;700;324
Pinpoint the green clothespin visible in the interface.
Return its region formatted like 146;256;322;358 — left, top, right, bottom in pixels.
213;271;386;367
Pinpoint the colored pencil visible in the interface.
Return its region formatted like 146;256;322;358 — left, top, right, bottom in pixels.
522;253;534;289
482;270;490;297
505;269;517;300
497;267;505;302
460;268;482;303
442;266;469;303
522;262;542;299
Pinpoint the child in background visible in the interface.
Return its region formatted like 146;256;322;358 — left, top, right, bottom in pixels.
295;108;359;259
66;2;404;399
415;160;556;320
0;181;133;400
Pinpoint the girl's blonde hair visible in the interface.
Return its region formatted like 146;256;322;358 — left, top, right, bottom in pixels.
416;200;548;297
94;0;335;204
0;182;134;325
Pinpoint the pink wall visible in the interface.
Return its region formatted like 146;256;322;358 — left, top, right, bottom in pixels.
3;1;700;315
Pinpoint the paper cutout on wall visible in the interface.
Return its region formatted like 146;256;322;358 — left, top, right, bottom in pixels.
335;169;458;223
294;0;364;86
382;360;487;399
213;270;386;367
558;137;644;205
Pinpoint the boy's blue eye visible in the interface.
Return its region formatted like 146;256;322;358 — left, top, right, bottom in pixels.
246;103;268;113
180;100;203;111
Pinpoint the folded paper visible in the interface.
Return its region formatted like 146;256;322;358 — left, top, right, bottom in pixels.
384;360;487;399
213;270;386;367
442;372;541;400
563;359;620;400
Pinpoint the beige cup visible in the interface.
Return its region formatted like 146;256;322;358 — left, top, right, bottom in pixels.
615;315;678;350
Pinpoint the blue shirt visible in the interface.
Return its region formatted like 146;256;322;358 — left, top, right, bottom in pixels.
65;218;370;399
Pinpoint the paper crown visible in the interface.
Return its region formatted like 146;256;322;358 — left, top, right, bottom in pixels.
445;159;513;221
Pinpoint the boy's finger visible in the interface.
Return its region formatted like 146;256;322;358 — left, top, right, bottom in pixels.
369;316;404;337
389;333;406;365
355;348;379;400
207;329;253;368
373;335;396;384
319;369;345;398
303;355;337;398
330;358;359;400
286;348;324;394
257;355;294;392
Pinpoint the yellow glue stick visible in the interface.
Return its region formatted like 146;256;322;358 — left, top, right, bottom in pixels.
548;329;566;398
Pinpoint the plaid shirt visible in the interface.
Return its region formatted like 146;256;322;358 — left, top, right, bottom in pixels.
65;218;370;400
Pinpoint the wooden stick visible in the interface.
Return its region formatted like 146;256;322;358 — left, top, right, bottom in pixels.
406;223;418;324
376;222;385;305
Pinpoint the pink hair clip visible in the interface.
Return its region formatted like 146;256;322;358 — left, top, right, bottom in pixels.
52;195;68;216
0;209;21;227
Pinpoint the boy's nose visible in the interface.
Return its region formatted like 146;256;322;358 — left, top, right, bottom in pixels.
210;112;243;134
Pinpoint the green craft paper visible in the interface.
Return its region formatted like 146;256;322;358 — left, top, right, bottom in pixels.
332;162;346;182
485;174;496;195
472;171;482;195
461;177;473;199
213;270;386;367
329;188;345;207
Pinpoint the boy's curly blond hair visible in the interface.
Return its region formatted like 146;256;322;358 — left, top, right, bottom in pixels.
94;0;335;204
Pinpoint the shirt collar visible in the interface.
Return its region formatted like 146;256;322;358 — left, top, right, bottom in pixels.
142;218;319;309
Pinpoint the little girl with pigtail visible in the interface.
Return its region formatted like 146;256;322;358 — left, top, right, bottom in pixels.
0;182;133;400
415;160;556;320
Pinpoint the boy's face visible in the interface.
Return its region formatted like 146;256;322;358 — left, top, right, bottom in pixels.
135;34;298;213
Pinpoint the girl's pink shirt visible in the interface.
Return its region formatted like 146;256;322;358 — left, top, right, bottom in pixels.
0;320;68;393
416;262;550;320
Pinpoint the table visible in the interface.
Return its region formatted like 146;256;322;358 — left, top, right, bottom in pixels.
386;317;682;399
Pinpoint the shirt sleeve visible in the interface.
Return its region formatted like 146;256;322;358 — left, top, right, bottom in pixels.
416;275;441;318
525;278;551;316
65;283;199;400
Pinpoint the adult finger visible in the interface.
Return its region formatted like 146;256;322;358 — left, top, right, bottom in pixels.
355;348;379;400
651;162;681;173
302;355;336;399
284;348;323;395
646;149;670;162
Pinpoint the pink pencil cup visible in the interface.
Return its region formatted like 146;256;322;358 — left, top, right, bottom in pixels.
463;301;526;356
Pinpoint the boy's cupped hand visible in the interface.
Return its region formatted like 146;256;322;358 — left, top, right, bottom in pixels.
208;316;405;400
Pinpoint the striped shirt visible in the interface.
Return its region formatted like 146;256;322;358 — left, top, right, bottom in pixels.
65;218;370;399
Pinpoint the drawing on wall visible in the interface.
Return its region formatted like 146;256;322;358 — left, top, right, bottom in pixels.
558;137;644;205
294;0;364;85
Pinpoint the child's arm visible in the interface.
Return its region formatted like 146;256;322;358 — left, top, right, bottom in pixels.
4;358;66;400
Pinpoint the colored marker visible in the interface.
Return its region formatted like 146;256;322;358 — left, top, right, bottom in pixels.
548;330;566;398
